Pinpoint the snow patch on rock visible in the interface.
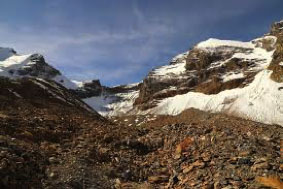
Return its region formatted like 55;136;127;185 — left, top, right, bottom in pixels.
222;72;245;82
152;62;186;76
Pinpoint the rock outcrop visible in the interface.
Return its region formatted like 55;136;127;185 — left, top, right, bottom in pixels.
269;20;283;82
72;79;103;98
134;52;190;110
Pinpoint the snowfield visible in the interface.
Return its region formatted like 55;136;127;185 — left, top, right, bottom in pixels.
150;70;283;126
83;90;139;117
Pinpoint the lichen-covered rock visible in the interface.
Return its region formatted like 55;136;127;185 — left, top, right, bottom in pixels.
269;20;283;82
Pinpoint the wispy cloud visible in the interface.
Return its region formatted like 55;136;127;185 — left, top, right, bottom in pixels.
0;0;281;85
0;1;178;85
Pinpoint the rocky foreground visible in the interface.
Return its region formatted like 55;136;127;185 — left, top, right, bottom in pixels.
1;106;282;188
109;110;282;189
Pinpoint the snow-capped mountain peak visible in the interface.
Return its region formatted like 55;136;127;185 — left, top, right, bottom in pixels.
0;49;78;89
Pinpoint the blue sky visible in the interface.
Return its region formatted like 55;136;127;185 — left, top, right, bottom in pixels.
0;0;282;86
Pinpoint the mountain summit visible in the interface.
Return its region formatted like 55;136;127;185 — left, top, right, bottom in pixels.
0;48;78;89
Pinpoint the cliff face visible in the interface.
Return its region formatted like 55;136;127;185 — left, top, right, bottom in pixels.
134;52;191;110
269;20;283;82
72;80;103;98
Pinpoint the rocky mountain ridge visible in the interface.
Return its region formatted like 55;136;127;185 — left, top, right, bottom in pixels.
1;20;282;127
135;34;276;110
80;20;283;127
